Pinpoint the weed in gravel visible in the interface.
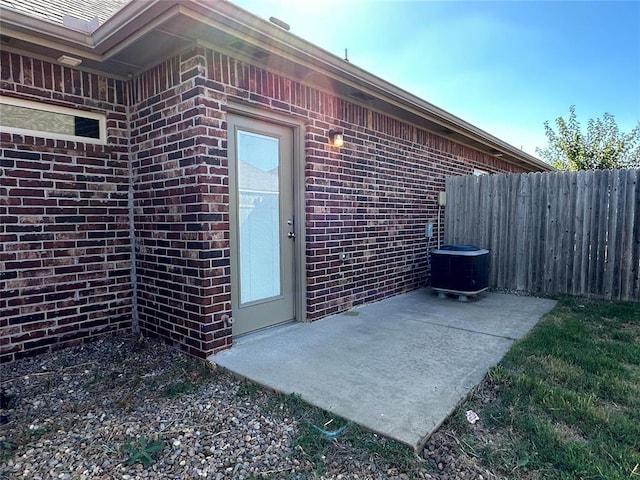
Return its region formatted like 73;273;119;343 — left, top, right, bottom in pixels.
121;436;164;468
0;440;14;462
0;389;16;426
25;425;49;441
272;392;418;477
236;381;261;399
158;360;213;398
0;390;16;410
1;421;55;459
347;424;416;472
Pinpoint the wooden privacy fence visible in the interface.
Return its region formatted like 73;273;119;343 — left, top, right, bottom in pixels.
444;168;640;301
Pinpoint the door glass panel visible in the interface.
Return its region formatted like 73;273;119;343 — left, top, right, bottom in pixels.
237;130;281;304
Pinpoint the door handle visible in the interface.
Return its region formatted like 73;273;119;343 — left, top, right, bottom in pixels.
287;232;295;239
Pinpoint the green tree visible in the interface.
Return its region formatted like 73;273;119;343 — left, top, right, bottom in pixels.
536;106;640;171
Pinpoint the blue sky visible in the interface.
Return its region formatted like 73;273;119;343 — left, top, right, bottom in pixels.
231;0;640;158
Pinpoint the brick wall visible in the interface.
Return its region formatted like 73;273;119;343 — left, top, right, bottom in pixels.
1;44;532;362
302;114;522;320
130;48;232;359
131;46;530;358
0;52;131;362
202;48;523;322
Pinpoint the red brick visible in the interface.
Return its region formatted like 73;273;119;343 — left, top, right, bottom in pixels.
1;54;131;362
2;47;532;363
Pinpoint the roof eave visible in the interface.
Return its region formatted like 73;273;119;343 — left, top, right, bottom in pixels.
0;0;553;172
0;8;99;55
193;1;553;171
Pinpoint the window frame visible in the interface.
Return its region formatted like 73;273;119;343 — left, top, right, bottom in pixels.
0;95;107;144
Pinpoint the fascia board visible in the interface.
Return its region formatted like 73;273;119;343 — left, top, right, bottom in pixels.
0;26;102;62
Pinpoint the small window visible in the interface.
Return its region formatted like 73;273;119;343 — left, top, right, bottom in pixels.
473;168;489;176
0;95;106;144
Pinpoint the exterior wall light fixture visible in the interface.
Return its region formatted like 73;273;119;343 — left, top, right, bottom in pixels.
57;55;83;66
328;129;344;148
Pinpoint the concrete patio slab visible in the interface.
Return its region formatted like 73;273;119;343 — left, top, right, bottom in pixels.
209;289;557;449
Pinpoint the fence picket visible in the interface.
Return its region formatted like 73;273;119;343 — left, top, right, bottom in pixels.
609;170;625;299
572;171;585;295
531;173;544;292
515;174;529;291
620;170;640;300
631;170;640;299
557;173;571;294
444;168;639;301
544;173;558;294
597;172;612;297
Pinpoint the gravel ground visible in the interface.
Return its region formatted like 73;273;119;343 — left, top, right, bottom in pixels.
1;335;502;479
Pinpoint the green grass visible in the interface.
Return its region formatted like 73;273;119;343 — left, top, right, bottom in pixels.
455;296;640;479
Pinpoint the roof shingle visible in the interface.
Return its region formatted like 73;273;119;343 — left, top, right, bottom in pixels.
0;0;130;29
